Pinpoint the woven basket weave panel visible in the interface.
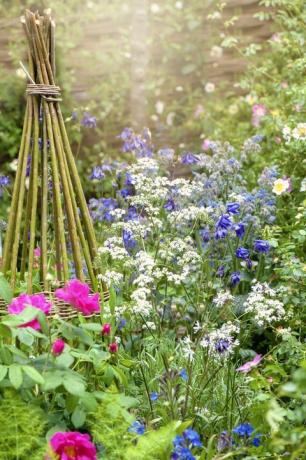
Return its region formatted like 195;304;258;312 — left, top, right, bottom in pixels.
0;283;109;320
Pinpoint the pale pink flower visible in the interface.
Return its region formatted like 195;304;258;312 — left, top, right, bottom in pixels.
194;104;204;118
236;354;262;373
50;431;97;460
52;339;65;356
251;104;267;127
8;293;52;330
55;279;100;316
201;139;211;151
34;247;41;258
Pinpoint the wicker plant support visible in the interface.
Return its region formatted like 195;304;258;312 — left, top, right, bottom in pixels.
1;10;107;301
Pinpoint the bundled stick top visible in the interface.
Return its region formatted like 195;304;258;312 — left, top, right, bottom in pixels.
1;11;102;294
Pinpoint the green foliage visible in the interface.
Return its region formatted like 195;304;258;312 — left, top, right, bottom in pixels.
88;392;138;460
124;422;182;460
0;390;47;459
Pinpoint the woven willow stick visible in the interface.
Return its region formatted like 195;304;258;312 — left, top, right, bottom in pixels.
1;10;104;294
2;103;29;273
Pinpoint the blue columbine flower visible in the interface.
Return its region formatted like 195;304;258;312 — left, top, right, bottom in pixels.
234;222;245;239
164;199;177;212
89;166;105;180
180;152;199;165
216;214;232;230
236;247;250;260
0;176;10;187
199;228;210;242
179;368;188;381
128;421;145;435
230;271;241;286
226;202;240;215
150;392;159;402
216;265;225;277
215;228;228;240
118;318;127;330
126;206;138;221
81;112;97;128
254;239;270;253
232;423;254;437
122;228;137;253
158;148;174;161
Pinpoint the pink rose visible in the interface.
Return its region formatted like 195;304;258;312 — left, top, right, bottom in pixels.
55;279;100;316
50;431;97;460
52;339;65;356
8;293;52;330
101;323;111;336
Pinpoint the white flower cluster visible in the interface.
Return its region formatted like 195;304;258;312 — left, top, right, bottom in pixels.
180;335;195;361
130;287;153;316
282;123;306;142
97;270;123;287
98;237;129;262
243;281;285;326
212;290;234;308
200;321;240;358
166;205;212;226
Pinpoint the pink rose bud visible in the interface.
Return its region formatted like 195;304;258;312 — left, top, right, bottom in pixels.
109;342;118;353
102;323;111;336
52;339;65;356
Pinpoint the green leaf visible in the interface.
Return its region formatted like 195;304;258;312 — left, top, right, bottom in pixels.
71;406;86;428
0;275;13;303
9;364;23;389
0;323;12;339
22;365;45;384
55;352;74;369
62;372;86;396
0;365;8;382
80;393;98;412
42;371;63;390
81;323;102;332
17;329;34;346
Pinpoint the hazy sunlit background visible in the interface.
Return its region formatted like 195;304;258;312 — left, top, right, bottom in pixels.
0;0;272;171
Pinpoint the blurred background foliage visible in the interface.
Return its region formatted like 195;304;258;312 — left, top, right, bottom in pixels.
0;0;274;174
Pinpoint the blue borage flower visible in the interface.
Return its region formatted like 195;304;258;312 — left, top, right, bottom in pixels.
179;368;188;381
232;423;262;447
232;422;254;437
128;421;145;435
171;429;202;460
236;247;250;260
149;392;159;402
254;239;270;253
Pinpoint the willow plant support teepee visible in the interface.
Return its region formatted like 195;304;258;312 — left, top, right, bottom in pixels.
1;10;103;296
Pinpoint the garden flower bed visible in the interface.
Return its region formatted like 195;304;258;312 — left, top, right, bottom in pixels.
0;1;305;459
